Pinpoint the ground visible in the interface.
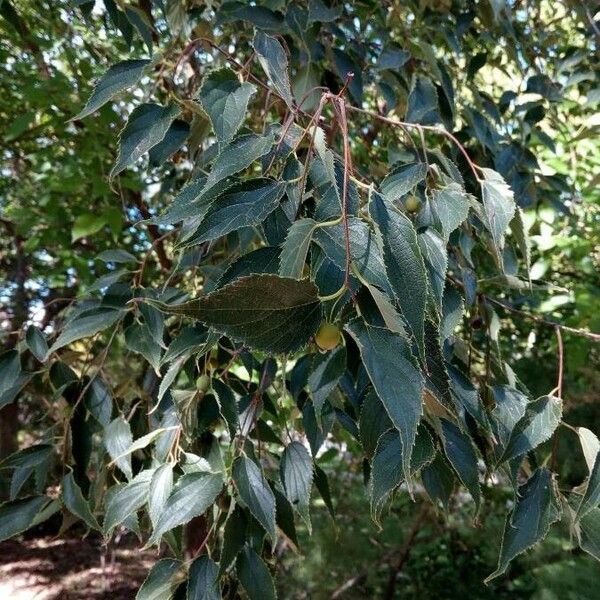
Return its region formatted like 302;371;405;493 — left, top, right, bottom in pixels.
0;535;155;600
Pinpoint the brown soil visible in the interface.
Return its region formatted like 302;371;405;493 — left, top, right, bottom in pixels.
0;535;156;599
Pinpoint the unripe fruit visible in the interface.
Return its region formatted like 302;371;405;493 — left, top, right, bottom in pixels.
315;322;342;351
195;374;211;393
405;195;420;213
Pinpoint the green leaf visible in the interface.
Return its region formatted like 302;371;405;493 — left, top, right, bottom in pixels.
47;307;122;356
486;468;560;582
307;346;346;420
253;31;294;109
148;119;190;166
136;559;184;600
578;506;600;561
346;320;424;484
371;426;435;518
182;179;286;247
280;441;313;530
430;183;470;241
273;486;299;546
212;379;239;437
578;427;600;472
25;325;48;362
110;427;177;465
480;168;516;267
62;472;99;530
0;496;50;542
218;247;281;288
279;218;317;279
103;469;154;534
332;48;363;104
308;0;341;22
232;455;276;542
0;444;52;470
148;274;322;354
406;76;440;124
370;193;428;361
359;389;393;460
148;472;223;545
84;378;113;427
219;505;247;575
418;229;448;311
509;206;531;279
112;103;180;177
203;133;274;193
313;217;390;293
422;455;455;511
440;419;481;511
74;59;149;120
0;351;31;408
72;212;106;242
148;463;174;528
124;322;162;373
491;385;529;452
237;546;277;600
499;395;562;464
576;451;600;520
197;67;257;147
187;555;220;600
314;464;335;519
104;416;133;480
380;163;427;201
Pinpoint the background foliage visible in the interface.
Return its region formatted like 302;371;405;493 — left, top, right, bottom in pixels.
1;0;599;598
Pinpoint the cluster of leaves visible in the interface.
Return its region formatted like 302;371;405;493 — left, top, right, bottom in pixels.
1;1;599;598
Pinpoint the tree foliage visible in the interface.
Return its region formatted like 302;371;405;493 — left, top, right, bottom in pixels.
1;0;599;597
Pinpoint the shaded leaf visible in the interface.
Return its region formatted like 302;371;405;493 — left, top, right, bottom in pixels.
279;218;317;279
62;472;99;530
103;469;154;534
0;496;51;542
136;559;184;600
237;546;277;600
380;163;427;201
187;555;220;600
104;416;133;480
253;31;293;109
280;442;313;529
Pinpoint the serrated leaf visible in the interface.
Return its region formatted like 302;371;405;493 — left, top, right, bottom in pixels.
418;228;448;310
486;468;560;582
148;472;223;545
148;119;190;166
370;193;428;360
0;444;53;470
47;307;122;356
104;416;133;480
187;555;220;600
430;183;470;241
332;48;363;104
74;59;149;120
148;463;174;528
0;496;50;542
578;427;600;472
219;505;247;576
253;31;294;109
112;103;180;177
579;506;600;560
422;455;455;511
62;472;99;530
576;451;600;520
25;325;48;362
124;322;162;373
499;395;562;464
110;427;177;465
84;378;113;426
346;320;424;484
359;389;393;460
182;179;285;247
136;559;184;600
148;274;322;354
232;455;276;542
314;464;335;519
0;351;31;408
197;67;257;147
406;76;440;124
380;162;427;200
103;469;154;534
313;217;390;293
480;168;516;268
308;345;346;421
237;546;277;600
280;441;313;530
279;218;317;279
491;385;529;453
510;206;531;279
203;133;274;194
440;419;481;511
371;426;435;518
212;379;239;437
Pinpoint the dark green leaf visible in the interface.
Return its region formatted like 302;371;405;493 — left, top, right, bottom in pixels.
430;183;470;241
62;472;99;530
422;455;455;511
370;193;428;360
308;346;346;421
380;163;427;201
279;218;317;279
74;59;149;120
84;378;113;427
148;274;322;354
103;469;154;534
579;506;600;561
136;559;184;600
346;320;424;483
25;325;48;362
112;103;180;177
281;441;313;529
212;379;239;437
218;247;281;288
187;555;220;600
486;468;560;582
237;546;276;600
197;67;257;147
232;456;276;542
359;389;393;460
576;451;600;520
253;31;294;109
148;472;223;545
406;76;440;124
0;496;50;542
104;416;133;480
148;463;174;527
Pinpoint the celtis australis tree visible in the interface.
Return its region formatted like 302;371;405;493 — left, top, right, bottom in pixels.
1;1;599;598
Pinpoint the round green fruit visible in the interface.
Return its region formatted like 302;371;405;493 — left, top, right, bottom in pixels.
315;322;342;351
405;195;420;213
195;374;211;393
